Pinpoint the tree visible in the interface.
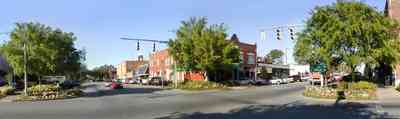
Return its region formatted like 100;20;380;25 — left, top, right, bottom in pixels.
294;1;400;81
0;22;85;80
90;65;116;80
168;17;240;81
266;49;284;64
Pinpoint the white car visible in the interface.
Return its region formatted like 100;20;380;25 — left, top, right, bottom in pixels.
270;79;284;85
128;79;138;84
104;82;112;87
140;79;150;85
283;77;294;83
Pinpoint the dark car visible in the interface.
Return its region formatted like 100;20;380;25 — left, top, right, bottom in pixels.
59;80;81;89
149;77;170;86
0;79;6;87
290;75;302;82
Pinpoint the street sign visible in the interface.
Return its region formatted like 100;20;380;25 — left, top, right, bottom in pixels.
310;63;327;73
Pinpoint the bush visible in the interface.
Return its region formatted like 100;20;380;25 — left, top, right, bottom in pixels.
0;86;15;96
27;85;60;96
177;80;226;90
64;87;84;97
396;86;400;92
350;81;377;91
337;81;376;91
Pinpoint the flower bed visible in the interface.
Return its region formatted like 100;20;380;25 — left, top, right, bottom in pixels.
15;85;83;101
176;80;227;91
303;81;377;100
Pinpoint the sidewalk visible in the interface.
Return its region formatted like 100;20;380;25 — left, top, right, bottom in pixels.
377;87;400;117
0;95;18;102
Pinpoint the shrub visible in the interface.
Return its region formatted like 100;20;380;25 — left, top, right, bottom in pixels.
396;86;400;92
349;81;377;91
0;86;15;96
64;87;84;97
337;81;376;91
27;85;60;96
177;80;226;90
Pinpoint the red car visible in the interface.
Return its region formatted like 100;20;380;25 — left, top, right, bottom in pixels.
111;82;123;89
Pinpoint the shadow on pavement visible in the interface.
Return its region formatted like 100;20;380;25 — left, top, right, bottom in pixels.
156;102;385;119
84;88;165;98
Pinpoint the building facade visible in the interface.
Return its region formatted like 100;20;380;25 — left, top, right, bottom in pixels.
230;34;257;80
117;56;148;80
149;49;189;81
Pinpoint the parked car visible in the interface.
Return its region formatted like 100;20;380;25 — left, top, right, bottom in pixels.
301;76;311;82
282;77;294;83
290;75;302;82
148;77;170;86
111;82;123;89
127;79;138;84
233;78;252;85
59;80;80;89
0;79;6;87
251;78;269;85
269;78;284;85
104;82;112;87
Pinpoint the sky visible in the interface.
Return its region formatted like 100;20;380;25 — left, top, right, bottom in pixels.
0;0;386;69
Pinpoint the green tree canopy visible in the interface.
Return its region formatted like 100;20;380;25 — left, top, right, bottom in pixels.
294;1;400;77
90;64;116;80
266;49;284;64
0;22;85;78
168;17;240;81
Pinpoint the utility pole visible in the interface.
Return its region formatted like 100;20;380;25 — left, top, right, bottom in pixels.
23;30;28;96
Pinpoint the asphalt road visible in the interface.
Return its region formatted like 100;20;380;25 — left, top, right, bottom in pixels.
0;82;384;119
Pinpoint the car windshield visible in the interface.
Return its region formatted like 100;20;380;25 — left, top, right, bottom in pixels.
0;1;396;119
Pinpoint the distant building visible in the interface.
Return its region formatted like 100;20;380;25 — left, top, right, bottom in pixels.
257;63;290;79
117;55;148;80
289;64;310;77
385;0;400;87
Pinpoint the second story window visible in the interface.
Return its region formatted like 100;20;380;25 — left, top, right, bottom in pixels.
247;53;255;64
240;52;244;63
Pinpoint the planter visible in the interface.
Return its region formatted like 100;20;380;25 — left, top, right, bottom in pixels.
303;86;376;100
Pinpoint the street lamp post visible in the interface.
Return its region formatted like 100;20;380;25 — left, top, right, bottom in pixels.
23;41;27;96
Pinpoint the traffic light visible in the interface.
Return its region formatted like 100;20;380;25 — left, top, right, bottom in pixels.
288;27;295;40
137;42;140;51
275;29;281;40
153;42;156;52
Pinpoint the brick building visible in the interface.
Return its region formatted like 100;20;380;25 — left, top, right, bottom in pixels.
149;34;256;81
148;49;192;81
117;55;148;80
386;0;400;87
230;34;257;80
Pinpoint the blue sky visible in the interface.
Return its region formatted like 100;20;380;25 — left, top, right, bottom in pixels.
0;0;386;69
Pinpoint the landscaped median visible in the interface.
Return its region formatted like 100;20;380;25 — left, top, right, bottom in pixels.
174;80;228;91
303;81;377;100
15;85;84;101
